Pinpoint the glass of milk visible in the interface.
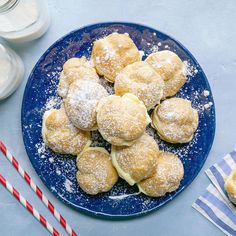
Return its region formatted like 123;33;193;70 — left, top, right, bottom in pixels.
0;43;24;100
0;0;50;43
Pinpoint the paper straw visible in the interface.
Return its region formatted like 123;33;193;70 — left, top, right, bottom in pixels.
0;173;60;236
0;141;77;236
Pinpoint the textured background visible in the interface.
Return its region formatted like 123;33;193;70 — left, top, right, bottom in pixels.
0;0;236;235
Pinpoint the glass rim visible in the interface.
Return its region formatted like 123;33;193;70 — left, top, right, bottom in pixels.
0;0;19;14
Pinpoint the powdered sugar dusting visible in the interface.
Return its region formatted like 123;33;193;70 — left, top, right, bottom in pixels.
35;142;46;154
150;45;159;53
64;179;73;193
23;25;215;216
56;168;61;175
65;80;108;130
203;90;210;97
204;102;213;110
49;157;54;163
44;96;62;111
98;77;115;95
184;60;199;77
109;192;140;200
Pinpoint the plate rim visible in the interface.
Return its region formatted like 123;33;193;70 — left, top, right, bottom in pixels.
21;21;216;218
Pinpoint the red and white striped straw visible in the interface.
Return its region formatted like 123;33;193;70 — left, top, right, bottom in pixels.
0;173;60;236
0;141;77;236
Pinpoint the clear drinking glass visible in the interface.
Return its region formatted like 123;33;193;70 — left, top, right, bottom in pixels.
0;0;50;43
0;43;24;100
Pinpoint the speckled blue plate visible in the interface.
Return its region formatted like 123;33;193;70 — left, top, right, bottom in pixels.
21;22;215;218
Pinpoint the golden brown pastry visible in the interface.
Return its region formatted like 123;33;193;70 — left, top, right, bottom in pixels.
42;107;91;155
114;61;164;110
57;56;99;98
96;93;150;146
64;80;108;131
92;33;141;83
76;147;118;195
152;97;198;143
138;152;184;197
111;133;159;185
145;50;187;99
224;168;236;204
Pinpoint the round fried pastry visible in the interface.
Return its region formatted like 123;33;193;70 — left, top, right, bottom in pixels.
58;56;99;98
96;93;150;146
146;50;187;99
76;147;118;195
138;152;184;197
92;33;141;83
42;108;91;155
115;61;164;110
152;97;198;143
64;80;108;131
111;133;159;185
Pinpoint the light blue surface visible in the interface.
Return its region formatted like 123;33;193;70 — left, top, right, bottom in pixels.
0;0;236;235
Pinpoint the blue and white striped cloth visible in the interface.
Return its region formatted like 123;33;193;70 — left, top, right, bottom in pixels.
193;150;236;236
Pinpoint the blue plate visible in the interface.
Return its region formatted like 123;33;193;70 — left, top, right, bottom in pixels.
21;22;216;218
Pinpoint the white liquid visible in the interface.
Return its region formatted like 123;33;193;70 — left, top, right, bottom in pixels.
0;45;24;100
0;0;50;43
0;0;39;32
0;58;11;94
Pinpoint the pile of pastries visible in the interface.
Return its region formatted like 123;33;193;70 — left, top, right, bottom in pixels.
42;32;199;197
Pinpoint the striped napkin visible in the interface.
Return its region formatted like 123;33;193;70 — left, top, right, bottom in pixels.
193;150;236;236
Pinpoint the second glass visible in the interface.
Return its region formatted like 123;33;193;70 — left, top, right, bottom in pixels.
0;0;50;43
